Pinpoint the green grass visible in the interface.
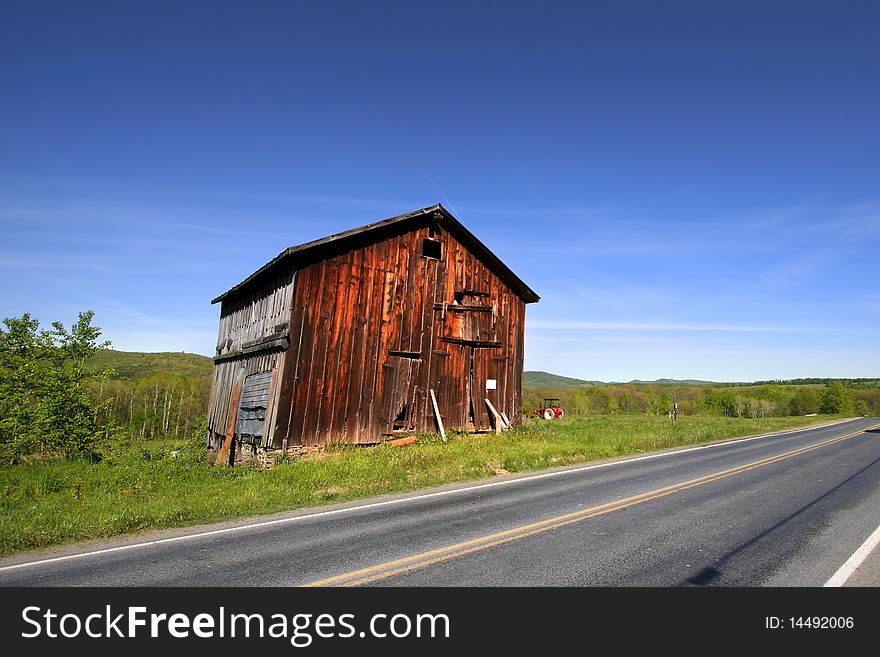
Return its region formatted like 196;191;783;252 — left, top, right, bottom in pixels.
0;414;848;557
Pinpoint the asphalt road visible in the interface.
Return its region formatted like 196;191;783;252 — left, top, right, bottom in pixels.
2;417;879;587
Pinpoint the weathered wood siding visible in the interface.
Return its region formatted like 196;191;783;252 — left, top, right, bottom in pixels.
207;269;294;448
273;220;526;447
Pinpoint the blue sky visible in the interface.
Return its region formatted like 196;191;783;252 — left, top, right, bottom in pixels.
1;1;878;382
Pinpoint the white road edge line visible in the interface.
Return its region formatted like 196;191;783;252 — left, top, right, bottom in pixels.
0;417;860;573
824;522;880;587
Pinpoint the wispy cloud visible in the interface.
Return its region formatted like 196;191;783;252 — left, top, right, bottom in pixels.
0;254;116;272
759;250;832;289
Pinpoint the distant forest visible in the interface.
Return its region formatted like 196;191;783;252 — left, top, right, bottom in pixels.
88;350;213;442
522;380;879;418
87;352;878;445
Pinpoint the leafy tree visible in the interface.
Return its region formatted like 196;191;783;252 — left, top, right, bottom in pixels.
819;380;849;415
788;388;820;415
0;311;116;462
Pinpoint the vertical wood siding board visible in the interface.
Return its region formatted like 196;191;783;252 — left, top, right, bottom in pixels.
253;293;260;343
382;235;410;433
360;249;390;443
208;363;225;433
397;232;413;352
340;249;366;441
356;243;380;441
351;244;379;443
501;289;513;418
481;349;492;430
207;362;221;431
327;253;353;441
487;277;500;412
372;239;400;439
339;247;364;442
396;232;411;353
504;290;513;418
510;293;519;420
391;234;408;354
474;349;486;430
361;239;386;441
282;275;307;445
403;230;421;353
440;234;454;427
463;346;472;429
448;346;461;430
457;242;471;430
290;266;317;444
439;349;451;430
426;253;443;427
274;270;301;444
299;262;324;445
349;245;375;443
426;251;444;433
447;240;463;427
265;273;294;446
315;257;341;442
415;256;434;431
403;359;416;428
444;350;455;432
397;232;422;428
301;263;322;445
505;296;515;422
262;358;281;447
382;359;398;433
511;298;519;415
212;362;227;435
479;349;491;429
514;299;525;425
207;364;221;433
308;259;334;445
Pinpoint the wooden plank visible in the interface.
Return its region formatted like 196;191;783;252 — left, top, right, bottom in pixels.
430;389;446;442
414;254;435;432
484;398;502;434
290;266;318;444
359;241;386;442
319;254;350;441
306;258;334;444
262;360;280;448
500;411;511;429
212;336;289;363
215;374;244;466
348;245;374;442
372;237;400;438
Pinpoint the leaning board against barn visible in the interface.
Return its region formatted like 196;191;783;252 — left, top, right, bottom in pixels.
206;204;539;463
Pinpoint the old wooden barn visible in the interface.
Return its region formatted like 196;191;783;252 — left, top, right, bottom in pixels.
206;204;539;463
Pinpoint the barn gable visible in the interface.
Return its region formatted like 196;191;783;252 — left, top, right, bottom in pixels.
206;204;538;461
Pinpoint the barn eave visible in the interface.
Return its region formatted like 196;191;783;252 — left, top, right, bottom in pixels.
211;204;540;305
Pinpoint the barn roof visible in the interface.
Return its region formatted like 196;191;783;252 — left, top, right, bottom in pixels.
211;204;540;304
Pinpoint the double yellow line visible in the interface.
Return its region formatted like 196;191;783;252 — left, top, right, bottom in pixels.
302;422;880;587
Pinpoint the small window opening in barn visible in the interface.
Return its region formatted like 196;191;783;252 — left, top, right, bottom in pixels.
428;224;441;239
388;349;421;359
422;238;442;260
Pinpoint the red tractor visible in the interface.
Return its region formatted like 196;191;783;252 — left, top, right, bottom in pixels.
530;398;565;420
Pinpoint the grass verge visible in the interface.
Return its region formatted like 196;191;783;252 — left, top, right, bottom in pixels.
0;414;850;557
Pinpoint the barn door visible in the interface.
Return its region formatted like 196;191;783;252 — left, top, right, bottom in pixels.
465;346;476;431
380;354;418;435
235;371;273;446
